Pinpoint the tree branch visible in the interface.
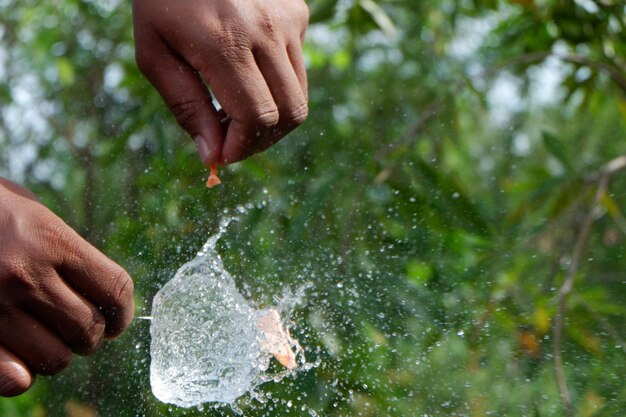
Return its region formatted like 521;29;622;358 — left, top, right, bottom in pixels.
560;54;626;94
482;51;626;95
552;155;626;417
375;100;445;161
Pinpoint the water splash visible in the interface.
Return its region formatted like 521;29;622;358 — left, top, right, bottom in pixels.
149;212;307;408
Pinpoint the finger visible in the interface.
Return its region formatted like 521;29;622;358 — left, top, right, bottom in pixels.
287;42;308;102
198;48;279;164
53;234;134;339
21;270;106;355
285;0;309;97
134;24;224;165
0;178;40;203
0;310;71;376
252;44;308;154
0;345;33;397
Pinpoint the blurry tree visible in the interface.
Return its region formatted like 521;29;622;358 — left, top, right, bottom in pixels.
0;0;625;416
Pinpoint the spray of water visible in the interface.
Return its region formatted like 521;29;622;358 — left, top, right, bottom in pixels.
148;208;312;409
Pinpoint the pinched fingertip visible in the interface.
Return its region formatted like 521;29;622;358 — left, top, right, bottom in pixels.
195;136;212;166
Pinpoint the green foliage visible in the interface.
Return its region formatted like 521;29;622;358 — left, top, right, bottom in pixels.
1;0;625;416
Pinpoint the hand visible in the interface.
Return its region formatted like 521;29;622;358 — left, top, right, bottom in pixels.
132;0;309;165
0;178;134;397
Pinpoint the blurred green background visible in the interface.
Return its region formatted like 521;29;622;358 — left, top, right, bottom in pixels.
1;0;626;416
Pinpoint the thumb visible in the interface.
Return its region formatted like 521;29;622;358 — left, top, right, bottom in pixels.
134;29;223;165
0;345;33;397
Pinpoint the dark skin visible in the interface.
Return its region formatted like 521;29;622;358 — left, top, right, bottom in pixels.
0;178;134;395
0;0;309;397
132;0;309;165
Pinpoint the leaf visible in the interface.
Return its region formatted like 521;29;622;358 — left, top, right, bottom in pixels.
547;178;582;219
359;0;398;39
566;325;603;356
0;83;11;103
601;193;626;230
542;131;572;173
533;305;551;335
65;401;97;417
406;259;433;286
618;99;626;120
309;0;339;24
579;391;605;417
408;159;492;237
56;57;75;86
509;0;535;8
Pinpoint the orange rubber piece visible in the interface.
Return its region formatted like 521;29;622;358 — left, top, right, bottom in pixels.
206;164;221;188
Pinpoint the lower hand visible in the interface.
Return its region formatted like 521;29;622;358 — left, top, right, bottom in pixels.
0;178;134;396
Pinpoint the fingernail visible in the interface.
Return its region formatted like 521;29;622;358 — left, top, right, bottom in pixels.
194;136;211;165
0;364;31;396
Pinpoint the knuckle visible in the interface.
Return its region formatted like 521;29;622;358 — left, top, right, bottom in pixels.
169;100;201;131
109;269;134;310
39;347;72;376
105;268;134;325
220;44;251;68
257;11;278;40
0;260;37;297
116;272;135;308
44;220;82;262
282;102;308;127
215;28;251;61
1;261;25;284
218;25;250;48
250;105;280;129
74;313;105;355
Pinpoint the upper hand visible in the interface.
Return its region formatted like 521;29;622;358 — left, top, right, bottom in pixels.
132;0;310;165
0;178;134;397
